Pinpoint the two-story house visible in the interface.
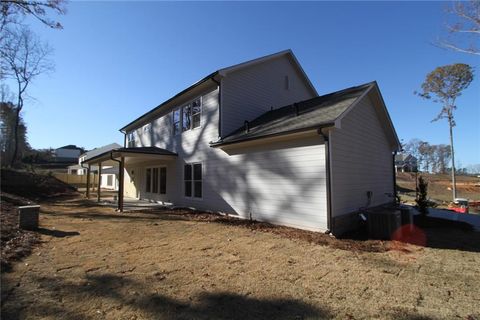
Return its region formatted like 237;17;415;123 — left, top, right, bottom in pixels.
395;153;418;173
85;50;400;235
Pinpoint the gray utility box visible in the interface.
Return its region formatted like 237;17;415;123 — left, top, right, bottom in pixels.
367;209;401;240
18;205;40;230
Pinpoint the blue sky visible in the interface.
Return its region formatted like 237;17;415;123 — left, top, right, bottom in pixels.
11;1;480;166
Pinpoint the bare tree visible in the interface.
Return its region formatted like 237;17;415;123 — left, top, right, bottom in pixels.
438;0;480;56
1;0;65;79
435;144;451;174
404;139;423;166
1;27;53;166
1;0;66;33
417;63;474;200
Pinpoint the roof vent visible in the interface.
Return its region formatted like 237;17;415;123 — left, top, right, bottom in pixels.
244;120;250;133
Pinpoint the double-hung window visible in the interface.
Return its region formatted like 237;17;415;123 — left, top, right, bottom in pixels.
191;98;201;129
173;109;181;135
145;167;167;194
182;104;191;132
127;132;136;147
172;97;202;134
184;163;202;198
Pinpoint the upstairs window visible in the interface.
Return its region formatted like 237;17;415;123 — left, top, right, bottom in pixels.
173;109;181;135
143;123;152;134
172;97;202;135
191;98;201;128
127;132;136;147
182;104;191;132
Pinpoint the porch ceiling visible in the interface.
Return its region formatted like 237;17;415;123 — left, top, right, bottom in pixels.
83;147;177;166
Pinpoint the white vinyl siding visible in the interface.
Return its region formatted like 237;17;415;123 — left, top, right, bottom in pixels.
330;95;395;217
127;85;327;231
221;55;316;136
209;136;328;231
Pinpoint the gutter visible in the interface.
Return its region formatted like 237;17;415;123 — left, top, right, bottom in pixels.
210;122;335;148
318;128;333;234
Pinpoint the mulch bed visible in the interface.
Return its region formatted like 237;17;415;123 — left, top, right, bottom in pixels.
141;209;391;253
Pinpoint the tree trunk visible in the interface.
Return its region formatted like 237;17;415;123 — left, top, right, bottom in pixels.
9;106;21;167
449;116;456;200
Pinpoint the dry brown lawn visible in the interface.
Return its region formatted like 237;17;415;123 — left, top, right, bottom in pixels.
1;197;480;320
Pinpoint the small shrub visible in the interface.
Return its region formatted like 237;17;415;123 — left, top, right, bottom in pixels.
416;176;430;216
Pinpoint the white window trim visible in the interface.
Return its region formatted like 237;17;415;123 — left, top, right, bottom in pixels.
145;166;167;195
183;162;203;200
127;131;137;147
172;96;203;135
172;108;181;136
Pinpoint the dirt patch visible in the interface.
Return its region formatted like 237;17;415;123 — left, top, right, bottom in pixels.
2;198;480;319
0;193;39;272
396;172;480;204
1;169;79;272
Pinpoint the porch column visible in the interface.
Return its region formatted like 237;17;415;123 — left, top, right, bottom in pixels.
118;156;124;212
86;164;91;199
97;162;102;202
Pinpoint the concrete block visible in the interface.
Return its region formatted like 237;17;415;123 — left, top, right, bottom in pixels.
18;205;40;230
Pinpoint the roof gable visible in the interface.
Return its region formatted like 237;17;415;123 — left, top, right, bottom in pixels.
120;50;317;132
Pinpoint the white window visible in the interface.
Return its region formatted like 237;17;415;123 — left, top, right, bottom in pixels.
184;163;202;198
191;98;201;128
172;97;202;135
143;123;152;134
127;132;136;147
173;108;181;135
182;104;191;132
146;167;166;194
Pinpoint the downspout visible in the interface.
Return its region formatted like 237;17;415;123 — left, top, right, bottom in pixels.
392;150;398;204
318;128;332;234
211;77;222;138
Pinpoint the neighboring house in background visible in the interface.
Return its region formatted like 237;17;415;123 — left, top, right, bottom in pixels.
54;145;83;163
395;153;418;173
85;50;400;235
68;143;121;190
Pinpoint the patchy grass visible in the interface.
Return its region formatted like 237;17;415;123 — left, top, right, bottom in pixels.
2;197;480;320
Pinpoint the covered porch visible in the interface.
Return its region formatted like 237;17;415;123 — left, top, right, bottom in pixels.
83;147;178;212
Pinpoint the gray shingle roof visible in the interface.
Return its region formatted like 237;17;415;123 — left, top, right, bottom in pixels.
211;82;374;147
85;146;178;164
82;143;122;160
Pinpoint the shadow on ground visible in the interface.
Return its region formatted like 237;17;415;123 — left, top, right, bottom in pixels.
1;273;330;320
36;228;80;238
